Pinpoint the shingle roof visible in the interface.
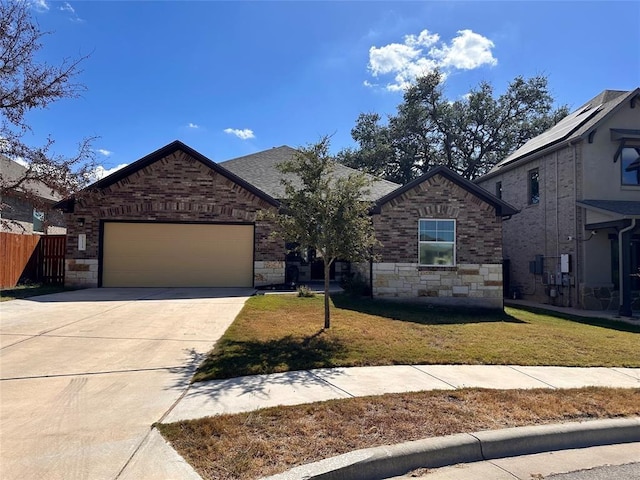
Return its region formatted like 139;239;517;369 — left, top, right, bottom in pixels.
483;88;640;178
219;145;400;201
0;155;61;202
577;200;640;218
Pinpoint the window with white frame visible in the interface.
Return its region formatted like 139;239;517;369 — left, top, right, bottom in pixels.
419;219;455;266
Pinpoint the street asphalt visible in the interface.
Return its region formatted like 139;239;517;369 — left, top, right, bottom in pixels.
1;288;638;480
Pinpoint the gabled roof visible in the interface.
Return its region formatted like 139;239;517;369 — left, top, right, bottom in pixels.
373;165;518;217
220;145;400;201
481;88;640;180
0;155;61;202
54;141;280;210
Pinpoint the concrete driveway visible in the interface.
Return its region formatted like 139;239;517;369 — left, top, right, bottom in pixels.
0;287;253;480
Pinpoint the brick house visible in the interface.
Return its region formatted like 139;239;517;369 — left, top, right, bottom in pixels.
476;88;640;316
363;166;517;308
56;142;283;288
1;156;66;235
56;141;515;309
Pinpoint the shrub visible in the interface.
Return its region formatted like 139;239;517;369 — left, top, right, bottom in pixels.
297;285;316;297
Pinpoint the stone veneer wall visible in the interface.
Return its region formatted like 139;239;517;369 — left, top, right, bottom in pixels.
254;261;285;287
65;259;99;287
363;263;503;308
65;150;284;288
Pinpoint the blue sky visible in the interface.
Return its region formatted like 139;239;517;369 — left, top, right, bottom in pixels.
24;1;640;177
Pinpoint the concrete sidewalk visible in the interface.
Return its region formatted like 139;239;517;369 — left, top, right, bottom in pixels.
164;364;640;422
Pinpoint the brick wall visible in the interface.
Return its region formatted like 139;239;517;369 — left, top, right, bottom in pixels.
1;195;35;233
477;144;581;307
374;173;503;264
64;150;283;287
1;194;66;235
368;173;504;308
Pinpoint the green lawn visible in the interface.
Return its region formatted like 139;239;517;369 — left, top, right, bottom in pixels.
193;294;640;382
0;284;71;301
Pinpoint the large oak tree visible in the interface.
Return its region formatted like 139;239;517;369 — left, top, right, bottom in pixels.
338;71;569;183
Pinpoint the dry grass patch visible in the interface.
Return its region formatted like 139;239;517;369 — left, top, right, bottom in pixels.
194;295;640;381
158;387;640;480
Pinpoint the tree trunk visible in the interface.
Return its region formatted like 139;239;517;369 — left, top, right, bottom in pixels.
324;259;331;329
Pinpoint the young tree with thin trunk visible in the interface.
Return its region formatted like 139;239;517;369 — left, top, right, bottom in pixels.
262;137;379;329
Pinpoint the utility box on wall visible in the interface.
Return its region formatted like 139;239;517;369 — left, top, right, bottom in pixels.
560;253;571;273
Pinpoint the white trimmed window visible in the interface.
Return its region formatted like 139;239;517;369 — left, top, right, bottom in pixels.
419;219;456;266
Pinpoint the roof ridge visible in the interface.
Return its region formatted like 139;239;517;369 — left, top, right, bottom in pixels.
576;89;629;111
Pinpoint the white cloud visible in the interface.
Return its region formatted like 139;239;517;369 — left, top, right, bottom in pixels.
405;30;440;48
430;29;497;70
367;29;497;91
58;2;83;22
31;0;49;11
59;2;75;14
96;148;112;157
224;128;255;140
90;163;128;181
187;123;200;129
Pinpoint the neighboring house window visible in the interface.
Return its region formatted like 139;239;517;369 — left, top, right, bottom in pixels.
528;169;540;205
495;181;502;199
33;209;45;233
621;146;640;186
419;219;455;266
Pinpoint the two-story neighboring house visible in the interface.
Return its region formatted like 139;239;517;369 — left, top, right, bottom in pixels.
477;88;640;316
0;156;66;235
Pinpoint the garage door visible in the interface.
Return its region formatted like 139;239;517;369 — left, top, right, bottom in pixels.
102;222;254;287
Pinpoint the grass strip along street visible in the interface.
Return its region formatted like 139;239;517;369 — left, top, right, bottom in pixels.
159;387;640;480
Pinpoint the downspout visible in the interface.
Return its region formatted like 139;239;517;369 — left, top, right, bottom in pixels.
369;253;374;299
556;152;560;258
571;140;578;308
618;218;636;317
553;151;564;307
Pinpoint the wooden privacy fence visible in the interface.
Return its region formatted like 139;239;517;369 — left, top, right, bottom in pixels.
0;233;66;288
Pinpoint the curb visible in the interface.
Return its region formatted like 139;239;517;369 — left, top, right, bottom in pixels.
260;417;640;480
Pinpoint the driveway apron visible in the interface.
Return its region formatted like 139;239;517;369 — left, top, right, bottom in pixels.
0;287;252;480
